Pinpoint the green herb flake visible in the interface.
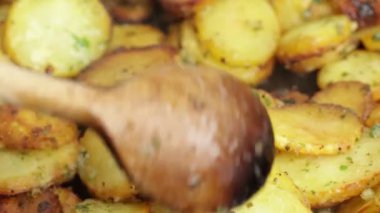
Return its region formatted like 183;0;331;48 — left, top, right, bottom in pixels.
72;34;90;49
370;124;380;138
372;32;380;41
339;165;348;171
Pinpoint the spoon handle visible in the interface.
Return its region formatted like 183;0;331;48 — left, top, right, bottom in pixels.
0;62;101;126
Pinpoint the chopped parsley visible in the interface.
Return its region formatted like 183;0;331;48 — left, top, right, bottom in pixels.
72;34;90;49
372;32;380;41
370;124;380;138
339;165;348;171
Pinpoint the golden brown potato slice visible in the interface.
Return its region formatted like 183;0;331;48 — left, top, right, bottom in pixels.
194;0;280;68
179;20;273;85
4;0;111;77
78;46;176;87
0;105;78;150
0;189;62;213
108;24;165;52
78;129;137;201
366;104;380;127
277;15;358;73
337;186;380;213
357;25;380;51
53;188;80;213
275;129;380;208
0;142;79;195
75;199;150;213
318;51;380;101
312;81;373;121
268;103;363;155
231;169;311;213
252;89;284;109
333;0;380;28
304;0;335;21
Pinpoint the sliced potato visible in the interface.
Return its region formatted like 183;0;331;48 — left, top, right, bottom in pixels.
268;103;363;155
312;81;373;121
304;0;335;21
318;51;380;101
333;0;380;28
165;23;181;49
108;24;165;52
0;188;62;213
108;0;153;23
179;20;273;85
78;46;176;87
366;104;380;127
4;0;111;77
195;0;280;67
275;129;380;208
231;170;311;213
0;105;78;150
252;89;284;108
78;129;136;201
0;142;79;195
357;25;380;51
337;186;380;213
272;89;310;105
54;188;81;213
0;3;10;22
271;0;312;32
75;199;150;213
277;15;358;73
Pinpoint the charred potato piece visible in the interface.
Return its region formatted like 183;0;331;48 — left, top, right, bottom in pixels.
231;170;312;213
108;24;165;52
0;187;80;213
277;15;358;73
75;199;150;213
0;142;78;195
194;0;280;68
78;129;137;202
318;51;380;101
0;105;78;150
312;81;373;121
4;0;111;77
268;103;363;155
337;186;380;213
333;0;380;28
78;46;176;87
159;0;199;18
180;20;273;85
275;129;380;208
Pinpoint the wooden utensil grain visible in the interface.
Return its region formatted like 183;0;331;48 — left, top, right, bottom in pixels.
0;62;274;212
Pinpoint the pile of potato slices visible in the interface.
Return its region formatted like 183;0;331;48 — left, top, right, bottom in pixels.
1;0;380;212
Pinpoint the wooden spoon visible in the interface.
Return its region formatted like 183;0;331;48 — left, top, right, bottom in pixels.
0;62;274;212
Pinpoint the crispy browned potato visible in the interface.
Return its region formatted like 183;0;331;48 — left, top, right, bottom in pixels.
78;46;176;87
179;20;274;85
75;199;151;213
78;128;137;201
0;105;78;150
366;104;380;127
53;188;80;213
312;81;373;121
275;129;380;208
0;189;62;213
337;186;380;213
333;0;380;28
159;0;199;17
0;187;79;213
104;0;153;23
0;142;78;195
277;15;358;73
318;51;380;101
268;103;363;155
108;24;165;52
